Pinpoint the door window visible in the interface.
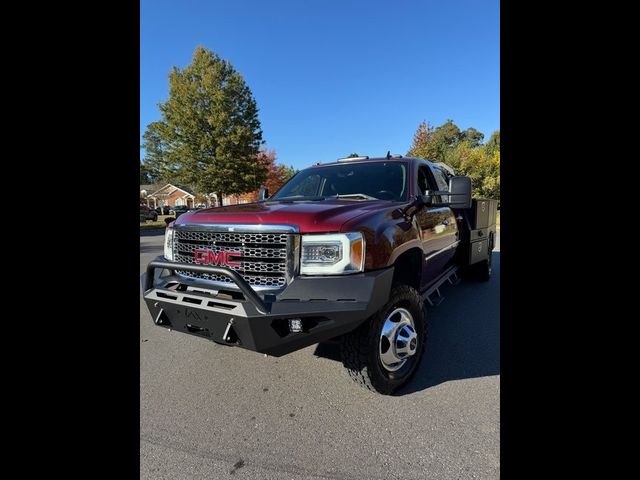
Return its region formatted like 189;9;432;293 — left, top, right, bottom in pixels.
417;166;432;195
431;166;450;203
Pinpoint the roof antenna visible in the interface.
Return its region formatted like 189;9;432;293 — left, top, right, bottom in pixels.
386;150;391;159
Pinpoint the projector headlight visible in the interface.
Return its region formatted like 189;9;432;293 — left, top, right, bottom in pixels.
164;226;174;261
300;232;364;275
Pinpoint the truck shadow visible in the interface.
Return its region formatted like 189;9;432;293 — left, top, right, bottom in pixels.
314;252;500;395
140;244;164;254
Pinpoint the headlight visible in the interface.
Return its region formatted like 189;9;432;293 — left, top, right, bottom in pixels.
164;226;174;261
300;232;364;275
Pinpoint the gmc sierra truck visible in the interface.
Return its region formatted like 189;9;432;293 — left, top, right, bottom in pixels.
142;155;498;394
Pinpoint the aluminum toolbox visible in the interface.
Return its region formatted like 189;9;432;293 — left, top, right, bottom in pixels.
469;228;489;242
469;238;490;265
469;199;499;230
456;198;498;266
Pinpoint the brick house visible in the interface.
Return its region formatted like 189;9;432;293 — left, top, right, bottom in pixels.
141;183;262;209
220;191;258;206
143;184;197;209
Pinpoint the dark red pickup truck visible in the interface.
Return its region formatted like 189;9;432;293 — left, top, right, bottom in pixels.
142;155;497;394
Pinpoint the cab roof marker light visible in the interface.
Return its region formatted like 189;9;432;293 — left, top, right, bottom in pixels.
337;156;369;162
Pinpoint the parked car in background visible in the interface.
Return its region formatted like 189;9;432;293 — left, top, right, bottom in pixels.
170;205;190;218
154;206;171;215
140;205;158;222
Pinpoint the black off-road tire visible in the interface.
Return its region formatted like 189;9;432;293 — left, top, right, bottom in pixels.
340;284;426;395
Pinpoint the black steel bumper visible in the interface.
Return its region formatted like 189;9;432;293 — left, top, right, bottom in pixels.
141;257;394;357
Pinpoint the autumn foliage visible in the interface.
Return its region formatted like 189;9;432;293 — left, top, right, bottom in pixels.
258;149;297;195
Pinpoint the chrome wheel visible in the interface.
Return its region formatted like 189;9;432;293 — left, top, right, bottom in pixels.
379;307;418;372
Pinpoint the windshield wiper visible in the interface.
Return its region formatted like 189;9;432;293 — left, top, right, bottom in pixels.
267;193;379;202
266;195;326;202
331;193;378;200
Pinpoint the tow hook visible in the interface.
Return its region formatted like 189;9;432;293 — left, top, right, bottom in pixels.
222;318;240;344
223;318;234;341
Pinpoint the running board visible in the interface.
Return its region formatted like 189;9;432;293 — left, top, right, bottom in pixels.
426;287;445;307
421;266;460;307
447;271;461;286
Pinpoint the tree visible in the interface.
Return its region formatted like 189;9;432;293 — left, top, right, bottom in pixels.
408;119;462;162
459;127;484;147
445;141;500;199
140;160;152;184
429;119;462;162
275;164;296;188
407;121;434;159
408;120;500;200
434;119;462;146
259;149;297;194
142;46;267;205
485;130;500;155
141;121;174;183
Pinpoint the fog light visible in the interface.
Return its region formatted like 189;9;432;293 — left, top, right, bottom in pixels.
288;318;303;333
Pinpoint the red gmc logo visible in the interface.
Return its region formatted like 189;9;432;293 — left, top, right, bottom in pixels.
193;249;241;268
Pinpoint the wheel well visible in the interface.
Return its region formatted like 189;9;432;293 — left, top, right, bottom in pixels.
392;248;422;291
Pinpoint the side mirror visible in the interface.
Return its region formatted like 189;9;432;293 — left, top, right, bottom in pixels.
258;186;269;201
448;176;472;209
415;175;472;213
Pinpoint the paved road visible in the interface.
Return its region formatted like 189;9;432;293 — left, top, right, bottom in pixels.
140;231;500;479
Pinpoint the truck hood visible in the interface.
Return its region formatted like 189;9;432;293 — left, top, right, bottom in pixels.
175;200;393;233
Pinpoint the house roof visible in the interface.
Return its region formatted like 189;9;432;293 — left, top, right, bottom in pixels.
147;183;195;198
174;184;195;195
140;184;159;192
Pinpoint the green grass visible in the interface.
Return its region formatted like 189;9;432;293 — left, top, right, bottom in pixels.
140;221;166;230
140;215;174;230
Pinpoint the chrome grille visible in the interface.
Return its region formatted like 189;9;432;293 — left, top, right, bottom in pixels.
173;228;291;288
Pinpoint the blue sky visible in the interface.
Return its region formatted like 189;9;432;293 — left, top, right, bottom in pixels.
141;0;499;170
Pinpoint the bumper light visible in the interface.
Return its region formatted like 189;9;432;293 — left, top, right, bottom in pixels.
288;318;303;333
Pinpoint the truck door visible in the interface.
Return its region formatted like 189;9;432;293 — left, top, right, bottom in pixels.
415;164;459;288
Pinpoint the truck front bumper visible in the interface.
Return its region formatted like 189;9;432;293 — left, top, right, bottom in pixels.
141;257;394;356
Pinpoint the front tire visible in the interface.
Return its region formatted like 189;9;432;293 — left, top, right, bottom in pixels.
340;284;426;395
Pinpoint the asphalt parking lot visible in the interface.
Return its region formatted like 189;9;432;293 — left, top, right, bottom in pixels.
140;231;500;479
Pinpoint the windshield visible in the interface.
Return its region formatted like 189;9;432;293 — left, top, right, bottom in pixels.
271;162;408;201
